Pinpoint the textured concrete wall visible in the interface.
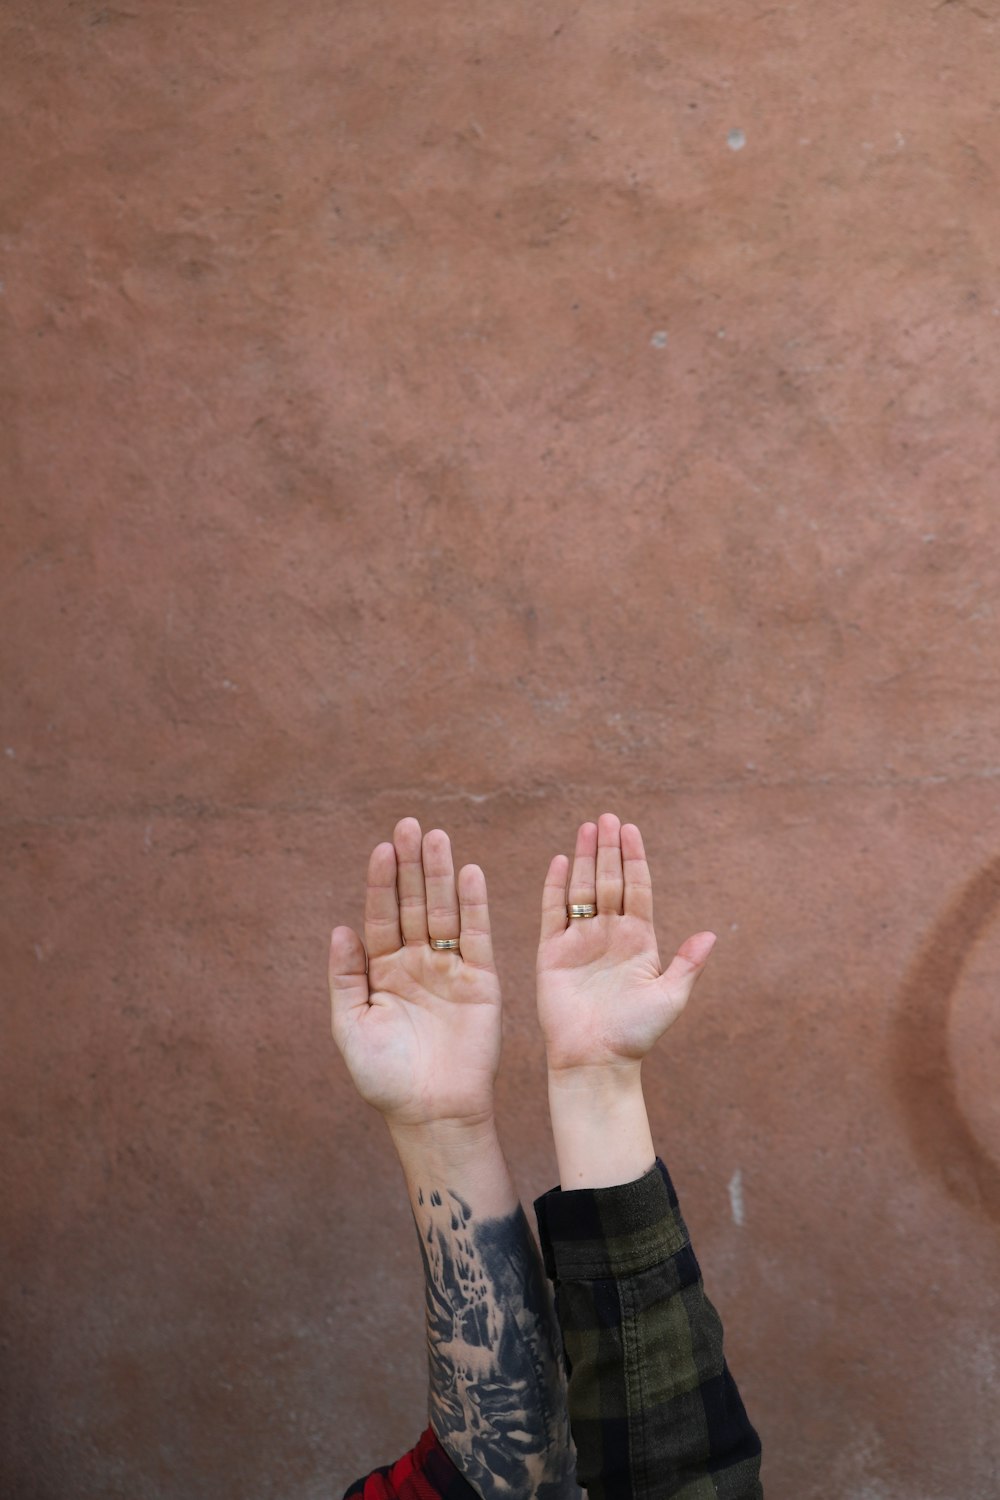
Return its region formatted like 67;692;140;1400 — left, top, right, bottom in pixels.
2;3;999;1497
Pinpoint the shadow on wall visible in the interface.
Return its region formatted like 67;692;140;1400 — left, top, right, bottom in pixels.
891;854;1000;1226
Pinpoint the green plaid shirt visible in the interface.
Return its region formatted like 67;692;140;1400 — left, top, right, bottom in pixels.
533;1157;764;1500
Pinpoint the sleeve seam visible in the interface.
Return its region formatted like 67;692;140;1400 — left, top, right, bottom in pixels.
546;1238;691;1281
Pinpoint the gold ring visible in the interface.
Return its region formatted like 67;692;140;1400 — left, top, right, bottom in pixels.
430;937;461;951
567;904;598;918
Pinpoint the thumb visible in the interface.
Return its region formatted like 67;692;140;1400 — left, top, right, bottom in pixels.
329;925;370;1045
657;930;717;1008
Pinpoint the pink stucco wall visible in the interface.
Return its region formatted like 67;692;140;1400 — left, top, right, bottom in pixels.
3;3;998;1496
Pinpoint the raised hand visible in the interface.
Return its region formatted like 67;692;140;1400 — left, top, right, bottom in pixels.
536;812;717;1076
330;825;581;1500
328;817;502;1130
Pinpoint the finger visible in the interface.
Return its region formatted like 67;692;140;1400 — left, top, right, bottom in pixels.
423;828;460;944
458;863;496;972
658;931;718;1006
596;811;624;914
364;841;402;957
540;853;570;943
621;822;654;924
329;924;369;1044
394;816;428;945
568;821;598;909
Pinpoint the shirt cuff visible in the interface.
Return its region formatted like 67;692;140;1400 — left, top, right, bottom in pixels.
532;1156;691;1282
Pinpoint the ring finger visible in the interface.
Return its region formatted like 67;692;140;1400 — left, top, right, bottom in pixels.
422;828;461;946
567;821;598;914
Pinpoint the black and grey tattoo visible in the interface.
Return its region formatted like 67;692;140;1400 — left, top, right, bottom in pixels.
414;1185;582;1500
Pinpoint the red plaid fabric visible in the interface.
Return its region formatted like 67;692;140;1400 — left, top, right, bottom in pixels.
343;1425;479;1500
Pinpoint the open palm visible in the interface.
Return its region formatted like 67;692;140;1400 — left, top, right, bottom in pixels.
536;814;717;1074
329;818;502;1129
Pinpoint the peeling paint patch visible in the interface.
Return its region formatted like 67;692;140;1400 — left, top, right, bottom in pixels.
728;1168;745;1227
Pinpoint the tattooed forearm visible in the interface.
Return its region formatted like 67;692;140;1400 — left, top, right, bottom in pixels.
414;1184;581;1500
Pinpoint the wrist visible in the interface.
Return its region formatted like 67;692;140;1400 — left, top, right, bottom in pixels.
546;1058;644;1097
547;1063;655;1189
386;1112;519;1221
386;1110;503;1177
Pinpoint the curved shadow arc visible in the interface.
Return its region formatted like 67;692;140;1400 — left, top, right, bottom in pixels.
890;854;1000;1226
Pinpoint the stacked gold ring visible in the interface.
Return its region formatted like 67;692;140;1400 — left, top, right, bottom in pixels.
567;903;598;919
430;937;461;951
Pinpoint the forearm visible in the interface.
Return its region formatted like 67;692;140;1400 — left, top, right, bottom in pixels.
543;1067;764;1499
387;1116;580;1500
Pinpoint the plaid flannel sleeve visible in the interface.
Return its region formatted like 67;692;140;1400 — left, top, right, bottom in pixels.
533;1157;763;1500
342;1425;480;1500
